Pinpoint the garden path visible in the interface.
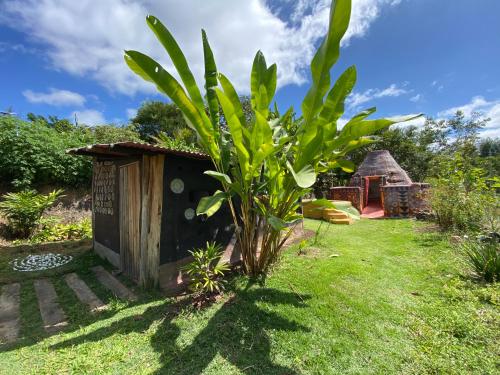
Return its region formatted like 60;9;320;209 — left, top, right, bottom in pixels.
0;283;20;343
0;268;136;344
64;273;106;313
91;266;137;301
34;279;68;333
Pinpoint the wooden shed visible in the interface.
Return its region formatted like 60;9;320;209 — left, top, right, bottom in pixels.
68;142;238;291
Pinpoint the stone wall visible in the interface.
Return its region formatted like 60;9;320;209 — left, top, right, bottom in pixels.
329;187;363;212
382;183;431;217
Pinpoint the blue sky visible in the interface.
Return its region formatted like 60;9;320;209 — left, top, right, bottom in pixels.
1;0;499;137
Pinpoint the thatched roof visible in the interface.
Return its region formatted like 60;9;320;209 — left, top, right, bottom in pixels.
351;150;412;185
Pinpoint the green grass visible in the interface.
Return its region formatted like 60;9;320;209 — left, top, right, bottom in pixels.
1;219;498;374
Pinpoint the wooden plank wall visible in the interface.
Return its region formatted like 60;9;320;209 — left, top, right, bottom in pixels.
119;162;141;282
139;155;165;288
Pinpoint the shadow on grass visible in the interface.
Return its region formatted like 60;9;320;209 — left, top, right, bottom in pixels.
0;243;163;353
413;232;447;248
50;286;310;374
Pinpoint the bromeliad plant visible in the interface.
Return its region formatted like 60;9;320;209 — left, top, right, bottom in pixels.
125;0;420;276
182;242;230;295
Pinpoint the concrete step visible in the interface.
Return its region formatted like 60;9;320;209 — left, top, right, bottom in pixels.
323;212;349;219
34;279;68;334
64;273;106;313
0;283;21;344
328;218;353;225
91;266;137;302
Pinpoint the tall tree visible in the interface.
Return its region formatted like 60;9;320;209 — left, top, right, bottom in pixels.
130;101;196;142
27;113;74;133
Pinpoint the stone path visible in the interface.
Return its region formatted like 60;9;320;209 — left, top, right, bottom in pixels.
0;267;137;343
0;283;20;344
64;273;106;313
34;279;68;334
91;266;137;301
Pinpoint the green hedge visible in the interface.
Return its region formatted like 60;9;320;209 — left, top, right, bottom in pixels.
0;116;141;189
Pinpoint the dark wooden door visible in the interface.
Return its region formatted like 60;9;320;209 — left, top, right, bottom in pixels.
119;162;141;282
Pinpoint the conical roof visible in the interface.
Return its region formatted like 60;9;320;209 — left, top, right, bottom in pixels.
352;150;412;185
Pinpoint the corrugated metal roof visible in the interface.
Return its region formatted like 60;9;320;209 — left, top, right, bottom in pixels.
67;141;209;160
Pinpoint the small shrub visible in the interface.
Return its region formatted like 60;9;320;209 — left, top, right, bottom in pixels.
153;131;202;153
28;218;92;243
429;155;498;233
0;189;64;238
182;242;229;295
430;185;484;232
461;235;500;283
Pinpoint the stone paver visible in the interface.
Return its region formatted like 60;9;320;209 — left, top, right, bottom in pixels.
91;266;137;301
0;283;21;344
34;279;68;334
64;273;106;313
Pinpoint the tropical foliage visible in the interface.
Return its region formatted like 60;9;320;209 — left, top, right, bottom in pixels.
0;115;140;189
125;0;420;276
25;217;92;244
429;154;499;233
182;242;229;294
461;234;500;283
0;189;64;238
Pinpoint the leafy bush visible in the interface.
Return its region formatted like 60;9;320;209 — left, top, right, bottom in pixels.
461;236;500;283
153;131;202;153
27;217;92;244
430;185;485;232
182;242;229;295
0;189;64;238
0;116;141;189
430;154;498;233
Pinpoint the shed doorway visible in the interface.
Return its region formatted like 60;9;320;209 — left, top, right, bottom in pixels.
119;162;141;282
362;176;384;218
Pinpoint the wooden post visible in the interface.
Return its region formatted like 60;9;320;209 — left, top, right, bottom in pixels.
139;155;165;288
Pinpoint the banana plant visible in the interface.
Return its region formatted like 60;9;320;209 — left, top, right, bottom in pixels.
124;0;421;276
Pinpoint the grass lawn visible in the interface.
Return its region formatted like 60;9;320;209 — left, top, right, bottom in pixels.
0;219;498;374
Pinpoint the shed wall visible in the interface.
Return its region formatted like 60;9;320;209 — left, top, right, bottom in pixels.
159;155;235;265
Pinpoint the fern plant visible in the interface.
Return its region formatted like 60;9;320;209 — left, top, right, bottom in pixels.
182;242;230;295
0;189;64;238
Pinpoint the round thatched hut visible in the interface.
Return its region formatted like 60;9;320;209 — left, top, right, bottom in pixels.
351;150;412;185
330;150;429;218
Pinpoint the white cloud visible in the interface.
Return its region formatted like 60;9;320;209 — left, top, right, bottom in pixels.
438;96;500;138
1;0;404;95
23;88;86;106
126;108;137;119
347;83;410;109
72;109;106;126
431;80;444;91
410;94;421;103
392;115;426;128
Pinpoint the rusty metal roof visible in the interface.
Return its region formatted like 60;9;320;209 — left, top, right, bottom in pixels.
67;141;209;160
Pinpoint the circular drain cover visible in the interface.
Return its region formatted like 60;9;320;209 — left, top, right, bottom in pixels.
11;253;73;272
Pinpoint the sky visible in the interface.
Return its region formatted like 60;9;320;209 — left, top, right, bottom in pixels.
0;0;499;137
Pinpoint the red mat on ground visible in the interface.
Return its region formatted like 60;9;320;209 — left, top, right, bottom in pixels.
362;203;384;219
